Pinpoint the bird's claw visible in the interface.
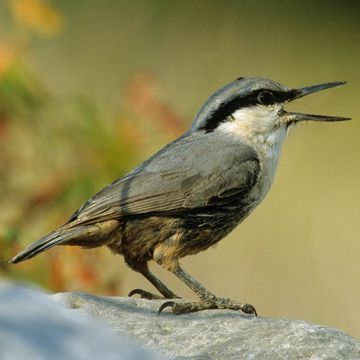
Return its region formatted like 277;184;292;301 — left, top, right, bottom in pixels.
241;303;257;316
128;288;164;300
157;301;176;315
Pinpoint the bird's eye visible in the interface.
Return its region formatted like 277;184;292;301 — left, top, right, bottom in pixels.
257;91;276;106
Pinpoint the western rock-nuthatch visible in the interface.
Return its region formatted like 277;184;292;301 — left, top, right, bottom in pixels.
9;77;350;315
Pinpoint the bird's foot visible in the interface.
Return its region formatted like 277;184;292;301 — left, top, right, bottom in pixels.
158;296;257;316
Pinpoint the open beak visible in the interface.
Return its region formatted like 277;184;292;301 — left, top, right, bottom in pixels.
282;81;351;125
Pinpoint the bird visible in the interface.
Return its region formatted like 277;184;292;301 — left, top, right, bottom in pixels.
9;77;350;315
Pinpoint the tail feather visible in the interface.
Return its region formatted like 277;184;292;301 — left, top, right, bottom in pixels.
8;227;82;264
8;219;120;264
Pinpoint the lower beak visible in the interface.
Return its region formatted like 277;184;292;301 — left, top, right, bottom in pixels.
281;81;351;124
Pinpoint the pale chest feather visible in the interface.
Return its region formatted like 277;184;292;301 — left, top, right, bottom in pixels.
250;130;286;198
217;113;287;202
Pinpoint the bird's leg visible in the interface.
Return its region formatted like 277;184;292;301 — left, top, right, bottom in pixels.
159;265;257;315
173;265;215;300
128;262;179;300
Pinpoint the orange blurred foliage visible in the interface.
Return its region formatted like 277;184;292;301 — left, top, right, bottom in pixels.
9;0;64;36
125;71;187;136
0;42;17;76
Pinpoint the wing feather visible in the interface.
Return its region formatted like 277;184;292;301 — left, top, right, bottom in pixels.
68;134;260;225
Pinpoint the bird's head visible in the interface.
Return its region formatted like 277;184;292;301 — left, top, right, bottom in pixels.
191;77;350;139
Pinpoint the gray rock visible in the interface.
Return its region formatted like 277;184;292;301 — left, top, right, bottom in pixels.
54;292;360;360
0;284;161;360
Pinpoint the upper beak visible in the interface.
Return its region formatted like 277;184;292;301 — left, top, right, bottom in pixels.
282;81;351;124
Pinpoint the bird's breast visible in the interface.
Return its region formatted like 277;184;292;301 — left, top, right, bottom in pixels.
244;128;287;207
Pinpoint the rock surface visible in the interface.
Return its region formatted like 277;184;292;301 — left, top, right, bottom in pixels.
54;292;360;360
1;283;360;360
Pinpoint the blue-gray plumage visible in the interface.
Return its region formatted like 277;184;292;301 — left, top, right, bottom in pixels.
9;77;350;315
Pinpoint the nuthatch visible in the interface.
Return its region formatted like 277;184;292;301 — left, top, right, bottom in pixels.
9;77;350;315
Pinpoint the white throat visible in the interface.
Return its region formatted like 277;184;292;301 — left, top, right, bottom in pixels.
217;105;288;195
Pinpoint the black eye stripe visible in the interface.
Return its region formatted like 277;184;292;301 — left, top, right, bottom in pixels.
253;89;296;104
200;89;296;132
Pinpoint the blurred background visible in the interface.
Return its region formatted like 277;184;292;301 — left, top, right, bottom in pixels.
0;0;359;338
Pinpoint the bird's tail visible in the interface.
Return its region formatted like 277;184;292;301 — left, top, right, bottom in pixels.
8;219;120;264
8;227;83;264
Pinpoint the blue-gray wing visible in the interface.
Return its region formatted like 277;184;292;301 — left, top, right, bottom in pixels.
69;134;260;225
